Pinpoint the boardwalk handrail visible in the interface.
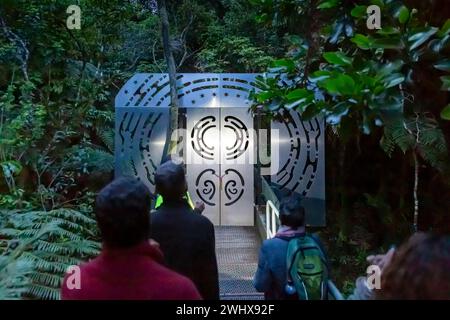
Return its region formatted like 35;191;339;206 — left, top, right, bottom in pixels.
327;280;344;300
266;200;279;239
265;200;344;300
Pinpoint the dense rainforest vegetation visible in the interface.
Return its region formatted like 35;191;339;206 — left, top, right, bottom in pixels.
0;0;449;299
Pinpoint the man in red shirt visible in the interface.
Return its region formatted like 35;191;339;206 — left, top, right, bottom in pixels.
61;177;201;300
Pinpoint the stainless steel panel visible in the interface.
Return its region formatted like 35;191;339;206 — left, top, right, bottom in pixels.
115;73;258;109
220;108;254;226
115;107;169;194
186;108;221;225
186;107;254;226
271;111;326;226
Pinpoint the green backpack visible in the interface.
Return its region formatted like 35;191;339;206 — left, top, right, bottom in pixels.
285;235;329;300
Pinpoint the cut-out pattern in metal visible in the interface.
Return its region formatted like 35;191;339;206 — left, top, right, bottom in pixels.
115;73;259;109
115;74;325;226
223;169;245;206
190;116;217;160
224;116;249;160
271;111;324;198
115;107;168;193
195;169;217;206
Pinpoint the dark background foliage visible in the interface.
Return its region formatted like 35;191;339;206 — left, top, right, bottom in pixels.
0;0;449;298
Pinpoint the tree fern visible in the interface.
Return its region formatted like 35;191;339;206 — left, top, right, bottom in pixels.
0;208;100;300
382;115;449;171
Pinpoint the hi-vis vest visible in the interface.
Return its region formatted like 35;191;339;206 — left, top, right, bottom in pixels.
154;191;195;210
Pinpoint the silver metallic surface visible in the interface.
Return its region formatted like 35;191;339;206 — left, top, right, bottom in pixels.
186;107;254;226
216;226;263;300
114;107;169;194
115;73;325;226
271;111;326;226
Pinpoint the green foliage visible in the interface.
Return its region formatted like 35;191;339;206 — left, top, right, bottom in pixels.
197;36;272;72
0;208;100;300
251;0;449;170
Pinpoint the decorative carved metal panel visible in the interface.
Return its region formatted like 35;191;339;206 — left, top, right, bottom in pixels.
114;107;169;194
115;73;258;109
271;111;326;226
114;73;326;227
186;107;254;226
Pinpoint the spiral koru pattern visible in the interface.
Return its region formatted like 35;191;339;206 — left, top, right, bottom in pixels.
223;169;245;206
195;169;217;206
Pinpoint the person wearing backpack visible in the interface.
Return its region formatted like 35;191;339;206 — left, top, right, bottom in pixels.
253;194;329;300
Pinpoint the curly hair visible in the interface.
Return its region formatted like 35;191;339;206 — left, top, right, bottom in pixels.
377;232;450;300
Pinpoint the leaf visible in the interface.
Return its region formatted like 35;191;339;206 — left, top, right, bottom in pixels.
377;27;401;35
329;21;344;44
286;88;309;101
441;105;450;120
323;74;355;96
326;102;349;125
271;58;295;73
397;6;410;24
440;76;450;91
437;19;450;38
323;51;353;66
309;70;331;83
317;0;340;9
408;27;438;51
256;91;275;102
434;59;450;72
372;37;404;49
0;161;23;178
383;73;405;88
351;34;372;50
351;5;366;18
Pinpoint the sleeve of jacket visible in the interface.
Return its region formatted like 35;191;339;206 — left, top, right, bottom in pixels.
196;221;220;300
253;243;271;292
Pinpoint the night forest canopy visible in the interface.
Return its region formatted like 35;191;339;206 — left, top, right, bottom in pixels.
0;0;449;299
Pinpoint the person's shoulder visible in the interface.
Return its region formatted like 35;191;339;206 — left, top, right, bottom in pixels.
261;237;286;250
158;264;202;299
60;260;96;300
187;210;214;227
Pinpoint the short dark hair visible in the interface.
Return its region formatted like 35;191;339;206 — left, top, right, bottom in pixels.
95;177;151;248
279;194;305;228
155;160;187;202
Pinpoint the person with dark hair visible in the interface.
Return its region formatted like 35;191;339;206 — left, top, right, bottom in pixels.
153;154;205;214
254;194;328;300
349;232;450;300
61;176;201;300
151;160;220;300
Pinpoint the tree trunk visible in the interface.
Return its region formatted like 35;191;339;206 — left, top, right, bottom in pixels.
412;150;419;232
158;0;179;154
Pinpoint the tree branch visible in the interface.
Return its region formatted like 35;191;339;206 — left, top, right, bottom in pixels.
0;15;29;81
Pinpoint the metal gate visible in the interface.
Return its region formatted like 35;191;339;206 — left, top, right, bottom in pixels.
186;107;254;226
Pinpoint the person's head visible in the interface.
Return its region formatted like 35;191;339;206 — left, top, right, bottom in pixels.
162;153;184;166
377;232;450;300
279;194;305;228
155;160;187;202
95;177;151;248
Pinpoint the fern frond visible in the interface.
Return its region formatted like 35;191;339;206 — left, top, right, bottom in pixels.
0;208;100;300
96;128;115;152
27;283;60;300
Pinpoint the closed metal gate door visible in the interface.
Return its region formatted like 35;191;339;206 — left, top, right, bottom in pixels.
186;107;254;226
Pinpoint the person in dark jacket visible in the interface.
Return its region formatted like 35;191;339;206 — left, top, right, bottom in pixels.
151;160;220;300
61;177;201;300
253;194;327;300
